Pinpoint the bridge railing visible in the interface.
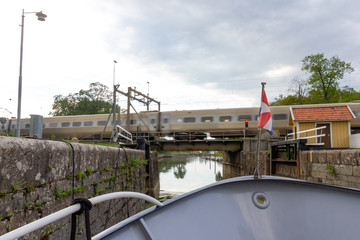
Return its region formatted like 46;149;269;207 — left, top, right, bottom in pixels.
123;128;275;144
131;130;250;142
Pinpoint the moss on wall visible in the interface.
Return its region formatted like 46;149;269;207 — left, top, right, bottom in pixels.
0;136;157;239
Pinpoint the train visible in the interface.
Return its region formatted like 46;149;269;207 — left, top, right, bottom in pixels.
2;102;360;140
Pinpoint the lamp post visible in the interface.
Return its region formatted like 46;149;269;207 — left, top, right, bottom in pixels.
146;81;150;111
16;9;47;137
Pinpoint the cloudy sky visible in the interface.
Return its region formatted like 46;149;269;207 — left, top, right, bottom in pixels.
1;0;360;118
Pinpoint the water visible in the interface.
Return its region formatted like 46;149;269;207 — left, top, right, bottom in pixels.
158;154;223;198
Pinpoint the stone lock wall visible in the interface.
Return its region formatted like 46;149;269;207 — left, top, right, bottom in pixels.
299;150;360;189
222;146;360;190
222;151;270;179
0;136;159;239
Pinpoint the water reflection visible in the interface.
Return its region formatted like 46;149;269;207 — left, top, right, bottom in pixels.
159;154;223;198
173;164;187;179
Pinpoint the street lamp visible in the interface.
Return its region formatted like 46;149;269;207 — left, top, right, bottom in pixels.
146;81;149;111
16;9;47;137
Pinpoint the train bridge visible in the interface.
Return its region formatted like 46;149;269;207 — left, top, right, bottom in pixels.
122;138;243;152
150;139;244;152
124;137;270;155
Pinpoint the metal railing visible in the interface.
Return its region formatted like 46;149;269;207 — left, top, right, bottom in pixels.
286;126;326;145
115;125;133;144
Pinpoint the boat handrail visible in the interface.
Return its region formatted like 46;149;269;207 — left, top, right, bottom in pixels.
0;192;163;240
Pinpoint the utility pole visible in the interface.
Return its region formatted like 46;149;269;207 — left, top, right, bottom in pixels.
110;60;118;142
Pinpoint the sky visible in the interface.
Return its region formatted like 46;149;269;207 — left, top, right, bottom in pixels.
1;0;360;119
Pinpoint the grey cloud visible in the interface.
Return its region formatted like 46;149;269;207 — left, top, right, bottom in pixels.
110;0;360;97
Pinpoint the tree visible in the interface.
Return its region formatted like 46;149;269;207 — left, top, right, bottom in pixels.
338;86;360;102
270;94;303;106
50;82;118;116
301;53;354;103
288;78;309;101
270;78;310;106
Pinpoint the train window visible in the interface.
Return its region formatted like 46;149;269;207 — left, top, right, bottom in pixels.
130;119;137;125
184;117;196;123
163;118;168;124
177;118;182;123
97;121;106;126
25;124;30;129
84;121;93;126
238;115;252;121
150;119;156;124
61;122;70;127
353;110;360;118
49;122;58;128
110;120;116;125
11;124;15;129
72;122;82;127
272;114;288;120
201;117;213;123
220;116;232;122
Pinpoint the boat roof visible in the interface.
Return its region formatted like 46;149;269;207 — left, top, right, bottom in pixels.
95;176;360;240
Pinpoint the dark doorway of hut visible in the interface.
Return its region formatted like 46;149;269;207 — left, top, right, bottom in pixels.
317;123;331;148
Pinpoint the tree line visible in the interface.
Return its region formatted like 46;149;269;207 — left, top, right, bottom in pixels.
50;82;119;116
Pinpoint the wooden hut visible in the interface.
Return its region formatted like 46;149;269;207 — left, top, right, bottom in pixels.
289;105;356;148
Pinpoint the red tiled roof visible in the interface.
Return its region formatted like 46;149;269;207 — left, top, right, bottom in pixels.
291;106;355;121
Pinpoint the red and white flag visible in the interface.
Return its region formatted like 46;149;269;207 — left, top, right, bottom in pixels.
258;90;273;135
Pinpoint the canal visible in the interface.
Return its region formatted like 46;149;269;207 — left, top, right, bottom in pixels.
158;153;223;199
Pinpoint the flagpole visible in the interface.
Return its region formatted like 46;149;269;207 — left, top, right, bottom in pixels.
255;82;266;178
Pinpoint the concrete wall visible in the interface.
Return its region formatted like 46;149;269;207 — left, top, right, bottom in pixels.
0;136;159;239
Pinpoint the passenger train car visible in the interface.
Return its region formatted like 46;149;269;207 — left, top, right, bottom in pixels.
3;102;360;140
